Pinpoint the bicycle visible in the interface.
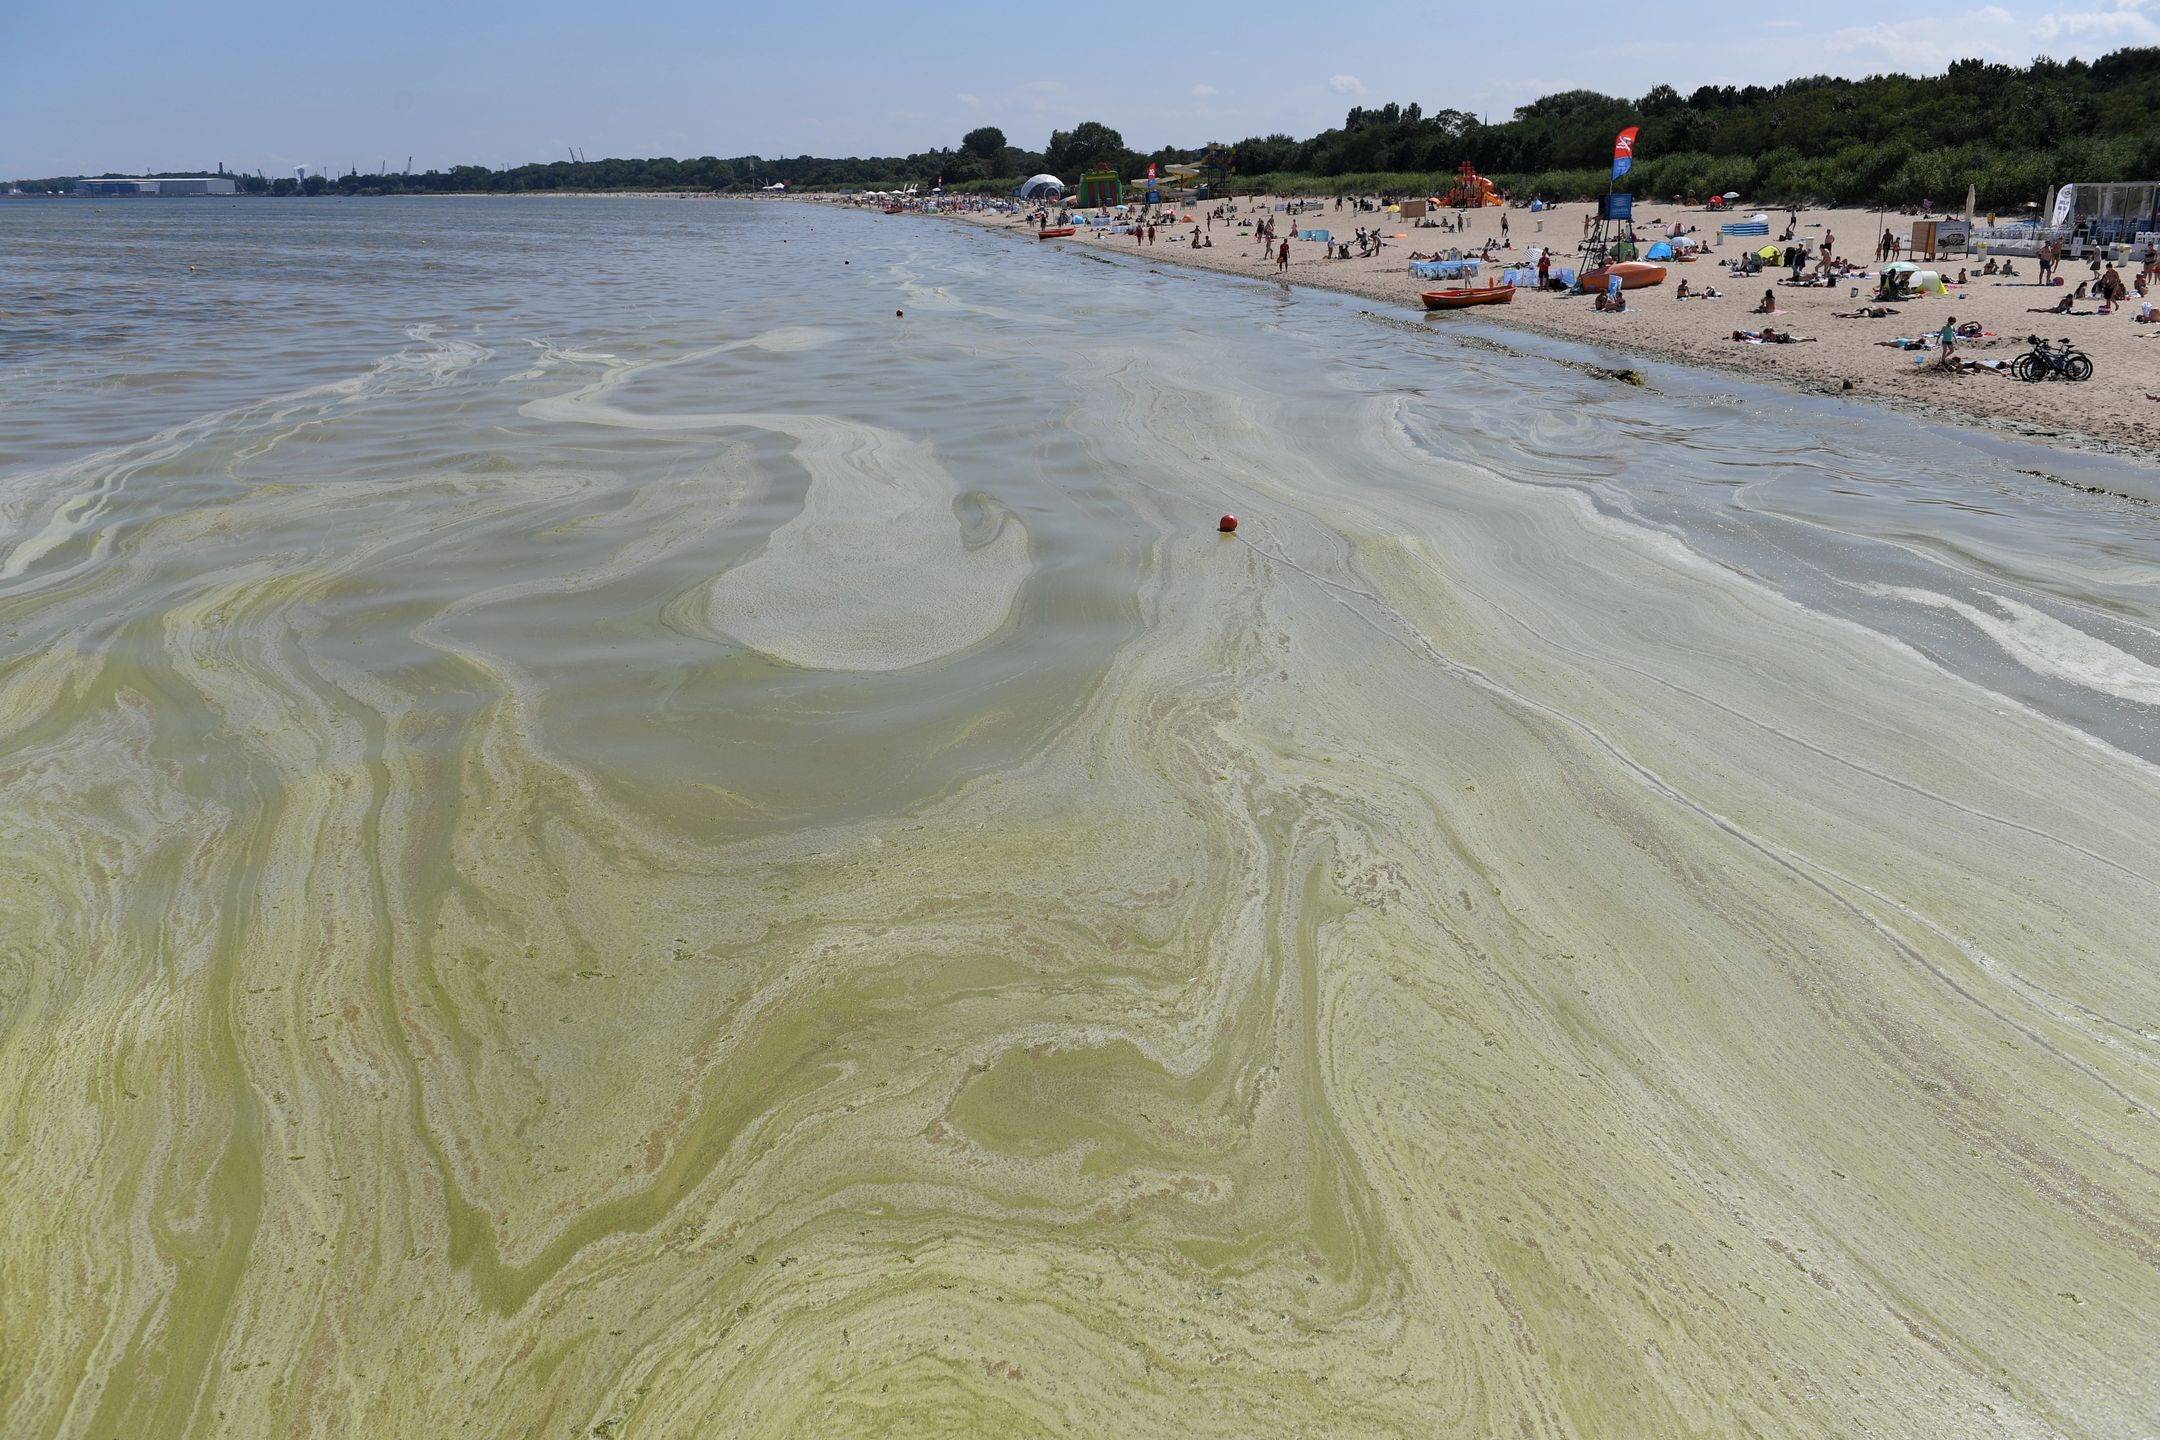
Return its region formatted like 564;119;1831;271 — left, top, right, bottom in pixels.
2014;335;2094;383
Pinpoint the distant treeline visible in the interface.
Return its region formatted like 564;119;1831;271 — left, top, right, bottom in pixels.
17;48;2159;209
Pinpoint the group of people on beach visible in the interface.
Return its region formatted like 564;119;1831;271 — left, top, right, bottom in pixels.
1002;190;2160;394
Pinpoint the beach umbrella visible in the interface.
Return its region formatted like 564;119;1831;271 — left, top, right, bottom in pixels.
1883;260;1919;273
1723;191;1740;200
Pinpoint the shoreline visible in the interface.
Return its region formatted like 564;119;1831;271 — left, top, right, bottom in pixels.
795;193;2160;469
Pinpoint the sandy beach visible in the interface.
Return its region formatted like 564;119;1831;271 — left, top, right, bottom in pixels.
871;196;2160;460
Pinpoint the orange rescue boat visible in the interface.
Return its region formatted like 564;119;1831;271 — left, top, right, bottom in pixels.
1421;284;1515;311
1578;261;1667;291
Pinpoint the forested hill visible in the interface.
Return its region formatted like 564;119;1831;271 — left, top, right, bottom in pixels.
16;48;2158;209
1270;48;2160;206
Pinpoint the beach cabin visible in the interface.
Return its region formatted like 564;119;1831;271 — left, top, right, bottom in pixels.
2046;181;2160;250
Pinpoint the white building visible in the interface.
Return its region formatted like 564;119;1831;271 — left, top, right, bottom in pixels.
72;176;238;196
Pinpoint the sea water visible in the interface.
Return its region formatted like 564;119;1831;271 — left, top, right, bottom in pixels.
2;197;2156;1438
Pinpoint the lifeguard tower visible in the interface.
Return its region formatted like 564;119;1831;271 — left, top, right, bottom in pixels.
1582;192;1634;274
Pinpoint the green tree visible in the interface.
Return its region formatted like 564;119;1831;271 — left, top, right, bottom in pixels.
962;126;1009;178
1045;121;1133;178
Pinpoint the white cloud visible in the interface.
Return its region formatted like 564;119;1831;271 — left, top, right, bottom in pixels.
1826;7;2021;67
2035;0;2160;43
1191;83;1219;97
955;93;982;107
1328;74;1366;95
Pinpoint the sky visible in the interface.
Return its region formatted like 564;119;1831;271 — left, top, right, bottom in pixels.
4;0;2155;177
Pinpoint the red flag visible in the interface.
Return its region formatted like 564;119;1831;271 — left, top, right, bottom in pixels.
1612;126;1639;180
1147;161;1158;180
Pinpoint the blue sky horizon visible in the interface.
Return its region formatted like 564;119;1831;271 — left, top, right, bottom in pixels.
5;0;2155;177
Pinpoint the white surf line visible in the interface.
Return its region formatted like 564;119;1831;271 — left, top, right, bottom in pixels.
1872;585;2160;709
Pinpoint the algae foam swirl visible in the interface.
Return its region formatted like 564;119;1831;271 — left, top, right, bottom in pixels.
2;210;2157;1440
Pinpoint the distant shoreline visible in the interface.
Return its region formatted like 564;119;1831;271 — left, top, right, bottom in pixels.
2;189;737;200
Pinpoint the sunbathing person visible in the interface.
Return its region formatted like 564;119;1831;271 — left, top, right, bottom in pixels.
1833;306;1899;318
2031;295;2073;313
1674;278;1691;299
1754;289;1777;314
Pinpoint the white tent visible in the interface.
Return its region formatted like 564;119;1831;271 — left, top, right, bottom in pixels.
1016;174;1065;200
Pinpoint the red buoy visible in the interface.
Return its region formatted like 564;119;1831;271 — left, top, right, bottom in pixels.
1218;514;1238;533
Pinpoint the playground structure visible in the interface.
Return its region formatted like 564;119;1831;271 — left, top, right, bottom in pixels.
1074;170;1122;209
1198;142;1235;191
1438;161;1502;208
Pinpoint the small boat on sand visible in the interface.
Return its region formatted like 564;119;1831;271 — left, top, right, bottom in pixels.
1579;261;1667;291
1422;284;1515;311
1038;227;1076;239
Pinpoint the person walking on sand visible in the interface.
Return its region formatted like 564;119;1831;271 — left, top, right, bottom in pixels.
1935;314;1960;368
1277;239;1290;274
1536;249;1550;290
1501;213;1510;242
